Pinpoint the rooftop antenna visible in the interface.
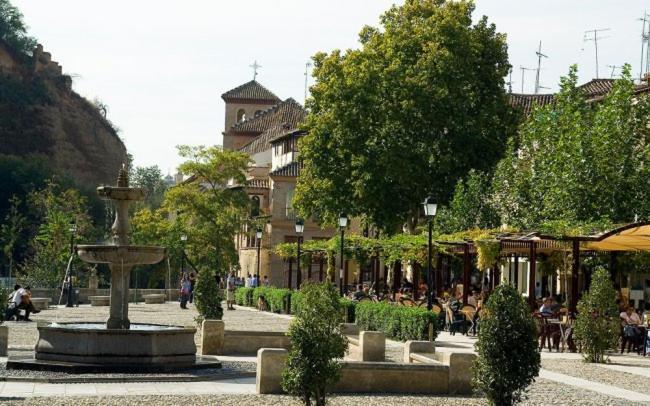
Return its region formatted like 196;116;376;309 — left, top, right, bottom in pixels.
606;65;622;78
534;41;548;94
519;66;535;93
506;67;513;93
250;60;261;80
583;28;611;79
640;13;648;81
304;61;312;105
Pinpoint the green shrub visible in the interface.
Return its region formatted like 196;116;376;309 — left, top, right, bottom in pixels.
355;301;438;341
282;282;347;406
290;291;304;314
235;287;254;306
574;266;619;363
267;288;292;313
339;298;356;323
193;268;223;321
473;284;540;406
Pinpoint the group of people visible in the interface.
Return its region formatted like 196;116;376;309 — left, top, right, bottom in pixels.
620;305;647;353
4;284;40;322
223;272;271;311
179;272;196;309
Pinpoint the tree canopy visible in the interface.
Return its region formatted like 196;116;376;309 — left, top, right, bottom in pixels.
0;0;36;55
295;0;514;233
492;65;650;229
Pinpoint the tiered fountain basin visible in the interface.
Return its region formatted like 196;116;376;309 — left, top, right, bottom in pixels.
35;322;197;366
77;245;165;265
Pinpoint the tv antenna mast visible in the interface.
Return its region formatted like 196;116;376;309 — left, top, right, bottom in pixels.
304;61;312;105
641;12;650;80
583;28;611;79
519;66;535;93
534;41;548;94
606;65;622;78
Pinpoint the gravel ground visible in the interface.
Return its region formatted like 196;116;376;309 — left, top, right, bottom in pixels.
0;361;255;382
541;359;650;395
5;303;290;349
0;378;641;406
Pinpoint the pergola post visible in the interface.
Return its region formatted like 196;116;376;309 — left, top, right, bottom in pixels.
318;256;324;282
436;254;443;297
570;240;580;313
463;245;471;305
514;254;519;291
287;258;293;289
528;242;537;308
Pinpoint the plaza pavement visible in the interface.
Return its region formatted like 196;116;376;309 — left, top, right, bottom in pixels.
1;303;650;404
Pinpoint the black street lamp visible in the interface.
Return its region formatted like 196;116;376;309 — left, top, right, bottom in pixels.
423;196;437;311
338;213;348;296
295;219;304;288
256;227;263;285
66;222;77;307
180;234;187;277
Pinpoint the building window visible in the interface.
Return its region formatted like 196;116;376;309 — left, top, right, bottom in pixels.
236;109;246;122
285;188;295;220
251;195;260;217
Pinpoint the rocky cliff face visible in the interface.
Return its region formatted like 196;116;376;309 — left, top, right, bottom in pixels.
0;40;126;188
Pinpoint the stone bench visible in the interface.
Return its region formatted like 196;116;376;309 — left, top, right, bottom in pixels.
143;294;165;304
30;298;51;311
404;340;475;394
341;323;385;362
89;296;110;306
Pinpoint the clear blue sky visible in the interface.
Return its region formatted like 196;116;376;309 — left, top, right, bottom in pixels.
13;0;649;171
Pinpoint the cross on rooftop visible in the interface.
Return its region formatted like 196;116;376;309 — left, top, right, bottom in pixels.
250;60;261;80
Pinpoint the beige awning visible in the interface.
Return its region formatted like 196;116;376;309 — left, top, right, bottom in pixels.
582;223;650;251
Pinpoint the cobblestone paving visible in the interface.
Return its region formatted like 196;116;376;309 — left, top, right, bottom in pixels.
5;303;290;349
541;358;650;395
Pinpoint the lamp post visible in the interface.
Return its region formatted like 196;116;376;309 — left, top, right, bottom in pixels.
66;222;77;307
338;213;348;296
180;234;187;278
295;219;304;288
423;196;437;311
256;227;263;285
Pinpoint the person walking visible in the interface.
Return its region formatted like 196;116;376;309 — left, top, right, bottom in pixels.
188;272;196;304
226;271;236;310
180;274;191;309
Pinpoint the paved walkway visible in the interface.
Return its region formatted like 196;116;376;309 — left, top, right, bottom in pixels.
0;377;256;397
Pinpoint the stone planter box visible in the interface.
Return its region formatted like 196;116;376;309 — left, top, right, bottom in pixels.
143;294;165;304
31;298;51;311
89;296;110;306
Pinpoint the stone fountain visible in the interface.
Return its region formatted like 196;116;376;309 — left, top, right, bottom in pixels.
9;167;213;372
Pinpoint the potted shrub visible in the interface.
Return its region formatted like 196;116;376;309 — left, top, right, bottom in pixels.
473;284;540;405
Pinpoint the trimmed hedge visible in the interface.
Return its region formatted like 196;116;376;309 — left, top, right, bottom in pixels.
355;301;438;341
253;287;292;313
235;287;254;306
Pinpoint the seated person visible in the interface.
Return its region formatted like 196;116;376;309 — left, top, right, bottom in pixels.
550;296;562;313
5;285;40;321
620;306;645;350
539;297;555;317
352;284;366;300
467;290;479;308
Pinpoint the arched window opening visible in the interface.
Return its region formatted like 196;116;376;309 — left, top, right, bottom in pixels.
236;109;246;123
254;110;263;117
251;195;261;217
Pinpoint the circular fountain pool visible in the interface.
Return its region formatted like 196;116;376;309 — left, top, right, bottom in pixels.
34;322;198;367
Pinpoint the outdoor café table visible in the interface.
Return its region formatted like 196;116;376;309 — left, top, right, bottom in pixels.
546;318;566;352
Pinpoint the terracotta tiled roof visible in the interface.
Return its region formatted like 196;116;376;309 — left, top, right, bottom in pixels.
229;98;306;133
246;178;270;189
509;93;555;116
221;80;281;103
578;79;615;98
239;123;294;155
269;161;302;178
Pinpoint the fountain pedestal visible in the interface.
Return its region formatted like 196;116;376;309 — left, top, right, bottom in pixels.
8;167;219;372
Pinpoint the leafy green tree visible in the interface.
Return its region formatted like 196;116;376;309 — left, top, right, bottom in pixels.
573;266;619;363
0;0;36;55
131;165;167;209
473;284;540;406
282;282;347;406
492;64;650;229
19;181;93;288
164;145;250;274
295;0;515;233
436;169;500;233
0;195;25;278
